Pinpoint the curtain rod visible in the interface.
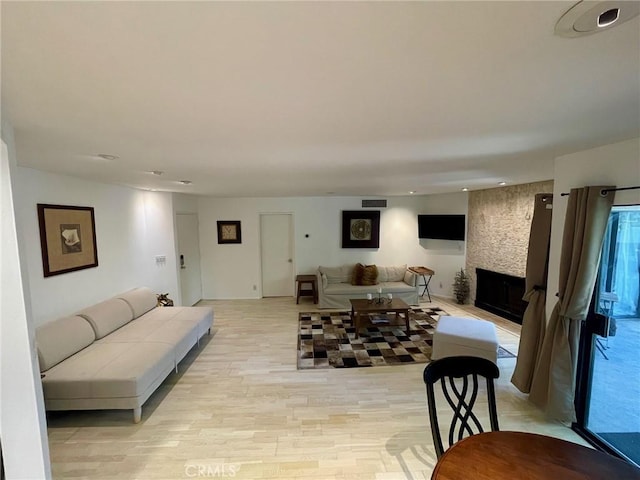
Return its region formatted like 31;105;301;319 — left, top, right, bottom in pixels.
560;185;640;197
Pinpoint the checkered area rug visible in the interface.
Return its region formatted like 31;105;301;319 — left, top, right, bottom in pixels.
297;307;516;369
297;307;446;369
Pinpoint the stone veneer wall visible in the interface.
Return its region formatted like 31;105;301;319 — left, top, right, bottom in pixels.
466;180;554;302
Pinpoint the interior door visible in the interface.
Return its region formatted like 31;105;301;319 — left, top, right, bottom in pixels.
260;213;294;297
176;213;202;306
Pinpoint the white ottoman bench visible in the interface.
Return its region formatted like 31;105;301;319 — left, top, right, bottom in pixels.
431;316;499;364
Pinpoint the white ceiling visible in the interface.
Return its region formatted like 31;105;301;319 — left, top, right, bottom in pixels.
2;1;639;197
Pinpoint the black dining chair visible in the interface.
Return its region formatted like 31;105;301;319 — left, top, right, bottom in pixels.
423;356;500;458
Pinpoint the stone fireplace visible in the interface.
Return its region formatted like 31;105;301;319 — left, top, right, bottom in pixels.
465;180;553;323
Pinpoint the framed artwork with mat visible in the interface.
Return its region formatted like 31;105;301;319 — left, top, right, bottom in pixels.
217;220;242;244
341;210;380;248
37;203;98;277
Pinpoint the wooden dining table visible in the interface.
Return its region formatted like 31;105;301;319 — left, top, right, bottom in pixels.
431;431;640;480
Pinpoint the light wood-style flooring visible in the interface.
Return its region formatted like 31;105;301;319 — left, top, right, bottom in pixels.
47;296;588;479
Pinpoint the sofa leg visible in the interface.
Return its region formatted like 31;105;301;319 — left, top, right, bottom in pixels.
208;328;211;335
133;407;142;423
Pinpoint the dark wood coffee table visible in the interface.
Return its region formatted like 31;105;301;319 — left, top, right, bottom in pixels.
349;298;411;338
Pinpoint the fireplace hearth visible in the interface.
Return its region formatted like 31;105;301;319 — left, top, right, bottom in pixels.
475;268;527;324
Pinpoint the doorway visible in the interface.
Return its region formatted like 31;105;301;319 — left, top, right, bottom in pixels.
260;213;294;297
176;213;203;306
575;205;640;466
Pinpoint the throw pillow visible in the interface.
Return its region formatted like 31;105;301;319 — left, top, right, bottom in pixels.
386;264;408;282
351;263;365;285
361;264;379;286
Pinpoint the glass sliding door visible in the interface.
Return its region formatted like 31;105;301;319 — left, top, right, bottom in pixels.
575;206;640;466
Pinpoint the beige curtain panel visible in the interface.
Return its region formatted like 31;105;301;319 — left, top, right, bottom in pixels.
529;186;614;423
511;193;553;393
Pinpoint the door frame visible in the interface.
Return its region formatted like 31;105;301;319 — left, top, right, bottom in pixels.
259;212;296;298
175;213;203;307
572;205;639;465
573;290;634;462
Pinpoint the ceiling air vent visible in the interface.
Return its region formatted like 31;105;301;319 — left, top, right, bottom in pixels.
362;199;387;208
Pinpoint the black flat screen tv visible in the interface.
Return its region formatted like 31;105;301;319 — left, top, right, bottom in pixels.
418;214;466;241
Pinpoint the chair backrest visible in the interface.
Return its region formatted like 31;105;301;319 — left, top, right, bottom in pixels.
423;356;500;458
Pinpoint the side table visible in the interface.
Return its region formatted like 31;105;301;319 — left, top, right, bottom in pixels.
409;266;435;302
296;274;318;304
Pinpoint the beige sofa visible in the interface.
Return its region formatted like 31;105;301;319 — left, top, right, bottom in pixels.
36;287;213;423
317;264;419;309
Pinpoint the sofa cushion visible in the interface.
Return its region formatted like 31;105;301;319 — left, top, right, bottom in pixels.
97;307;202;344
41;341;175;399
77;298;134;339
319;265;353;284
325;283;377;295
36;316;96;372
378;282;416;293
117;287;158;318
95;308;175;343
95;306;213;363
170;305;214;337
378;265;407;282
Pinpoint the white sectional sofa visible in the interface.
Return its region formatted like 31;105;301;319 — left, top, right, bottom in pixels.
317;264;419;309
36;287;213;423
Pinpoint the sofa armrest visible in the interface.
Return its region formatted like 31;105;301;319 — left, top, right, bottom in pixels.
316;271;327;293
403;270;417;287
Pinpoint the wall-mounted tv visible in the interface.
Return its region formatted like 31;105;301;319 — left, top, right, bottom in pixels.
418;214;466;241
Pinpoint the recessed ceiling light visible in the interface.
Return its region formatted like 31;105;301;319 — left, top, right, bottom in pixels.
409;191;416;194
179;180;193;185
149;170;164;176
499;182;506;186
96;153;118;161
598;8;620;27
555;1;639;37
462;187;469;192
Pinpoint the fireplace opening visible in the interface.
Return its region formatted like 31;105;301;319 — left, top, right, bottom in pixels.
475;268;527;324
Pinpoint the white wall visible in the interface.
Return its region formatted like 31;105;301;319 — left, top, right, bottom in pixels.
13;168;180;327
547;138;640;315
417;192;468;297
1;132;51;477
198;193;467;300
173;193;199;214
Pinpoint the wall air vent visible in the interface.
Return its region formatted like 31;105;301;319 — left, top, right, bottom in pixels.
362;199;387;208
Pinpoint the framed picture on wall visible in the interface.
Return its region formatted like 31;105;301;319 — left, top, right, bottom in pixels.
217;220;242;244
37;204;99;277
341;210;380;248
